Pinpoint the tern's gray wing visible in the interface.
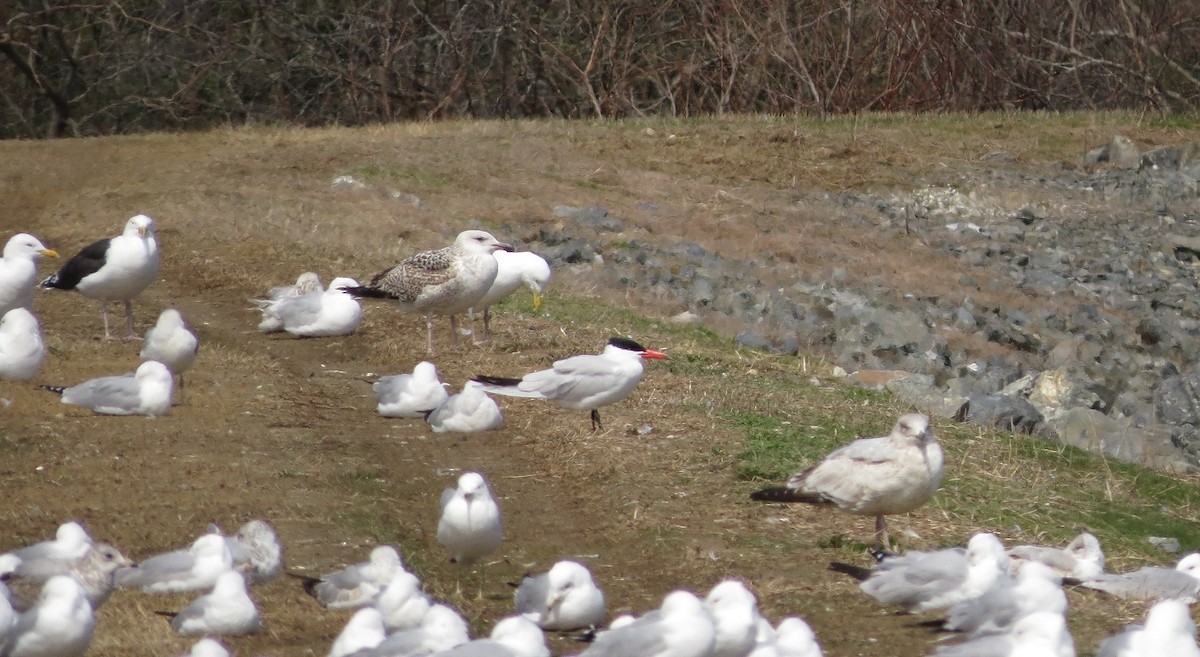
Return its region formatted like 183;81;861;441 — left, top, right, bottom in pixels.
513;573;551;617
1009;546;1078;573
61;374;141;413
115;550;194;587
863;550;968;607
581;617;668;657
1081;567;1200;599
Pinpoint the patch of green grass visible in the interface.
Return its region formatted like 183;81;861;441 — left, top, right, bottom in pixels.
337;468;389;496
349;164;452;188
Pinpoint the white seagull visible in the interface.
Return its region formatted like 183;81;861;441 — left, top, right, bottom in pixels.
298;545;405;610
426;381;503;433
578;590;717;657
751;413;943;550
436;616;550;657
1097;598;1200;657
4;522;93;581
265;271;324;300
1008;532;1105;579
0;308;45;382
0;576;94;657
341;229;513;353
355;604;470;656
514;560;606;631
374;361;450;418
931;611;1075;657
438;472;503;566
374;570;431;632
223;519;282;584
471;250;552;339
705;580;762;657
114;532;233;594
473;337;668;431
41;360;173;417
179;639;230;657
40;214;160;340
161;570;261;637
771;617;824;657
940;561;1066;637
330;607;387;657
256;276;363;337
140;308;199;391
0;234;57;316
1075;552;1200;601
830;532;1010;614
4;542;133;611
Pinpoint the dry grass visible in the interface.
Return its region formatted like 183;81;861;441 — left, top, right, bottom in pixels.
1;113;1198;657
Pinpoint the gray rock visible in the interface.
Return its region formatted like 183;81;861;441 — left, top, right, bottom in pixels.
552;205;624;232
1082;135;1140;168
1148;536;1181;553
1050;407;1143;463
963;394;1045;434
1140;144;1196;171
1027;367;1110;418
1154;368;1200;426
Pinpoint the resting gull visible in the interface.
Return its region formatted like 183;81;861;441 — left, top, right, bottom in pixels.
40;214;159;340
473;337;668;431
4;522;93;581
341;229;512;353
705;580;762;657
0;308;45;382
938;561;1066;637
178;639;230;657
1097;598;1200;657
0;233;57;316
115;532;233;594
577;590;717;657
1;576;94;657
4;542;133;611
221;519;282;585
426;381;503;433
330;607;387;657
374;570;431;632
471;250;552;339
930;611;1075;657
374;361;449;418
751;413;942;550
1074;552;1200;601
159;570;261;637
140;308;199;391
256;276;362;337
513;560;606;631
41;360;173;417
1008;532;1105;579
295;545;405;610
264;271;323;301
353;603;469;656
436;616;549;657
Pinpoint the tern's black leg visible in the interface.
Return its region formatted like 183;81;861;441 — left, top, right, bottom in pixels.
590;409;602;431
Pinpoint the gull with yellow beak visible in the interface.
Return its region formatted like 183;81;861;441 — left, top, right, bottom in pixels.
470;250;551;339
0;233;58;316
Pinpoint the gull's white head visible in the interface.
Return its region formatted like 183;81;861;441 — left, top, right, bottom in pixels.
191;533;230;558
455;230;513;255
38;575;87;606
966;533;1008;567
211;570;247;596
1144;598;1196;637
1175;553;1200;579
412;361;440;381
893;413;932;443
56;521;92;547
369;545;402;568
1066;531;1105;576
189;638;231;657
155;308;186;330
295;272;324;294
4;233;57;260
135;360;173;384
456;472;490;503
124;214;156;238
705;579;758;613
1;308;40;335
489;616;547;656
660;590;706;617
89;542;134;573
548;560;592;594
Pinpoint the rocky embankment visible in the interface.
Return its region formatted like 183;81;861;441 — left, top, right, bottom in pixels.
527;137;1200;472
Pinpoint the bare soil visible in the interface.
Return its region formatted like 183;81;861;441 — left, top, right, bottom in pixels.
0;117;1189;657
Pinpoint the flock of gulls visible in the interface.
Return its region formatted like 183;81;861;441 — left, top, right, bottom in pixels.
1;215;1198;656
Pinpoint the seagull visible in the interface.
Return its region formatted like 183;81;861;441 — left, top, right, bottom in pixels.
0;576;94;657
264;271;324;301
160;570;261;637
1008;532;1105;579
769;617;824;657
4;543;134;611
256;276;363;337
830;532;1010;614
178;639;230;657
0;234;57;316
1074;552;1200;601
435;616;550;657
939;561;1066;637
473;337;668;431
1097;598;1200;657
0;309;45;382
374;361;450;418
114;532;233;594
354;603;470;656
341;229;513;353
4;522;93;581
578;590;717;657
296;545;405;609
705;580;761;657
471;250;552;339
438;472;503;565
330;607;387;657
41;360;173;417
374;570;431;632
223;520;282;584
426;381;503;433
140;308;199;392
930;611;1075;657
750;413;943;550
514;560;606;631
40;214;160;340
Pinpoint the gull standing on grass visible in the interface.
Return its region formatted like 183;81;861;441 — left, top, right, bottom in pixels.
374;361;450;418
0;234;57;316
0;576;94;657
438;472;503;596
470;250;552;339
140;308;199;392
0;309;45;382
473;337;669;431
751;413;942;550
41;360;173;417
375;570;431;631
1073;552;1200;601
830;532;1010;614
426;381;503;433
159;570;261;637
295;545;405;610
513;560;606;631
340;229;513;353
115;532;232;594
1008;532;1105;579
40;214;159;341
256;276;363;337
1097;598;1200;657
576;590;717;657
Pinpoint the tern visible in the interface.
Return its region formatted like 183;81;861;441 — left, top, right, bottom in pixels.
473;337;668;431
